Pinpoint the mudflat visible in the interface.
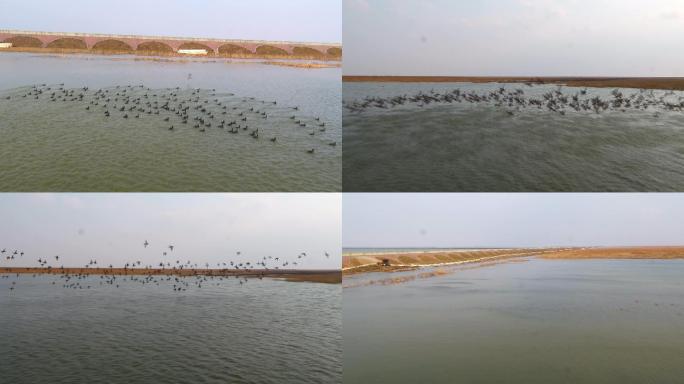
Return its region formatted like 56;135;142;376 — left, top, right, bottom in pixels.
342;76;684;91
1;267;341;284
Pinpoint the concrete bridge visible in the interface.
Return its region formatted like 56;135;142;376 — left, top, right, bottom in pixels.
0;30;342;59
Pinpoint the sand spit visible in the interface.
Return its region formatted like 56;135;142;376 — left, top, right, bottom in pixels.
1;267;341;284
342;248;566;275
343;247;684;276
342;76;684;91
262;61;340;69
343;258;531;288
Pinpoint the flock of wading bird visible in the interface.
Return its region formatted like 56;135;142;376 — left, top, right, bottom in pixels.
1;242;331;292
344;84;684;116
4;83;337;153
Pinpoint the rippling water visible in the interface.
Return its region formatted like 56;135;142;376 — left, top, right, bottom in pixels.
344;258;684;384
0;275;341;384
0;53;341;191
343;82;684;191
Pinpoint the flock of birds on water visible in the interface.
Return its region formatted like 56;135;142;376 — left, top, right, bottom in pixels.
3;83;338;153
344;84;684;117
1;241;331;293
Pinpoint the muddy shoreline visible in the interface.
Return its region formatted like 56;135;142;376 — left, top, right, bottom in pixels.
1;46;341;62
342;76;684;91
1;267;341;284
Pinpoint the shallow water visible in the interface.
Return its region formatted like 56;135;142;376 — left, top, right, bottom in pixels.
343;82;684;192
0;275;341;384
344;258;684;384
0;53;341;191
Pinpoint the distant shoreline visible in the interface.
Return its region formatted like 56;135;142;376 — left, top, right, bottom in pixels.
342;76;684;91
0;47;341;63
343;246;684;275
1;267;341;284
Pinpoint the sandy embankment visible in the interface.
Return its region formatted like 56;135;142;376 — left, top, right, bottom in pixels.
342;76;684;91
0;267;341;284
539;246;684;260
343;246;684;276
342;248;566;275
1;46;342;63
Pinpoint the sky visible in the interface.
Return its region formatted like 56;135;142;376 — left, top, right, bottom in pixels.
344;0;684;76
0;0;341;43
0;193;340;269
343;193;684;248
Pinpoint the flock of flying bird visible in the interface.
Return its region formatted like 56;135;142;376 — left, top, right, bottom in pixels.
4;83;337;153
344;84;684;116
1;242;331;292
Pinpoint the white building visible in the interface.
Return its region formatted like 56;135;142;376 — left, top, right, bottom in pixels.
177;49;207;55
0;43;13;49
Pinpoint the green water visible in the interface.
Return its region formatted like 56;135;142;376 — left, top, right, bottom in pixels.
0;275;341;384
0;53;341;191
344;258;684;384
343;82;684;192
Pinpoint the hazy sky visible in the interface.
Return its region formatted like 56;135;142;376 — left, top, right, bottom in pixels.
344;0;684;76
344;194;684;248
0;0;341;43
0;194;340;269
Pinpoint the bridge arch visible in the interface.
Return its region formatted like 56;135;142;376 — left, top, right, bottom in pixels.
177;42;214;55
3;35;43;48
218;43;252;56
327;47;342;58
46;37;87;49
136;41;174;53
292;46;325;58
256;45;289;56
92;39;133;51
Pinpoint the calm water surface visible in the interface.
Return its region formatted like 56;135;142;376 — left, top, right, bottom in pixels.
0;276;341;384
344;82;684;191
344;258;684;384
0;53;341;191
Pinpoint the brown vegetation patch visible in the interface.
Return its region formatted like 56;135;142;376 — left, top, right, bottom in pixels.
327;47;342;57
136;41;173;53
4;35;43;48
262;61;340;69
281;272;341;284
178;42;214;55
540;247;684;259
293;46;324;57
92;39;133;51
218;43;252;55
47;38;87;49
256;45;289;56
